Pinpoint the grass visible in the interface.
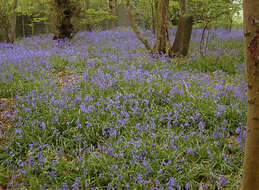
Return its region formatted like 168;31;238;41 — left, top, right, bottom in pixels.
0;28;246;189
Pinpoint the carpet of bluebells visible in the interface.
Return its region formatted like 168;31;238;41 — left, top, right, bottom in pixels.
0;27;246;189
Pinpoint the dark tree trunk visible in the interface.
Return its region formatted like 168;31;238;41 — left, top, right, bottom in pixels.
169;15;193;57
52;0;74;40
241;0;259;189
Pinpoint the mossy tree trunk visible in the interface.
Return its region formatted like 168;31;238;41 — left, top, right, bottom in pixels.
52;0;74;40
154;0;169;54
241;0;259;189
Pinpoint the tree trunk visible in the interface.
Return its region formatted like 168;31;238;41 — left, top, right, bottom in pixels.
199;23;208;56
226;0;233;32
179;0;185;16
53;0;74;40
154;0;169;54
150;0;156;34
154;0;159;35
108;0;117;29
241;0;259;189
9;0;18;43
85;0;92;31
22;14;25;38
4;27;10;43
169;15;193;57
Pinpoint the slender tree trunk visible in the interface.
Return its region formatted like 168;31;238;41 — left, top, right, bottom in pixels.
199;23;208;56
85;0;91;31
154;0;158;34
9;0;18;43
108;0;117;29
241;0;259;189
227;12;233;32
22;14;25;38
150;0;156;34
227;0;233;32
154;0;169;54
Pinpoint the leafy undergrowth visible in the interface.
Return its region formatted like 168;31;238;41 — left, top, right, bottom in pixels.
0;28;246;189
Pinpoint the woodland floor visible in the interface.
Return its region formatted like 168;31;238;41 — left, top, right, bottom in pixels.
0;28;246;189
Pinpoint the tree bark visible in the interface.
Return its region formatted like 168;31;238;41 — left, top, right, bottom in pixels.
169;15;193;57
154;0;169;54
52;0;74;40
9;0;18;43
241;0;259;189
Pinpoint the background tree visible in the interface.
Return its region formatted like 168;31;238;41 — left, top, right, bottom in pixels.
187;0;241;56
241;0;259;189
168;0;193;57
126;0;153;52
169;15;192;57
85;0;91;31
0;0;12;42
153;0;169;54
127;0;192;57
49;0;79;40
0;0;243;43
9;0;18;43
150;0;156;33
108;0;117;28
